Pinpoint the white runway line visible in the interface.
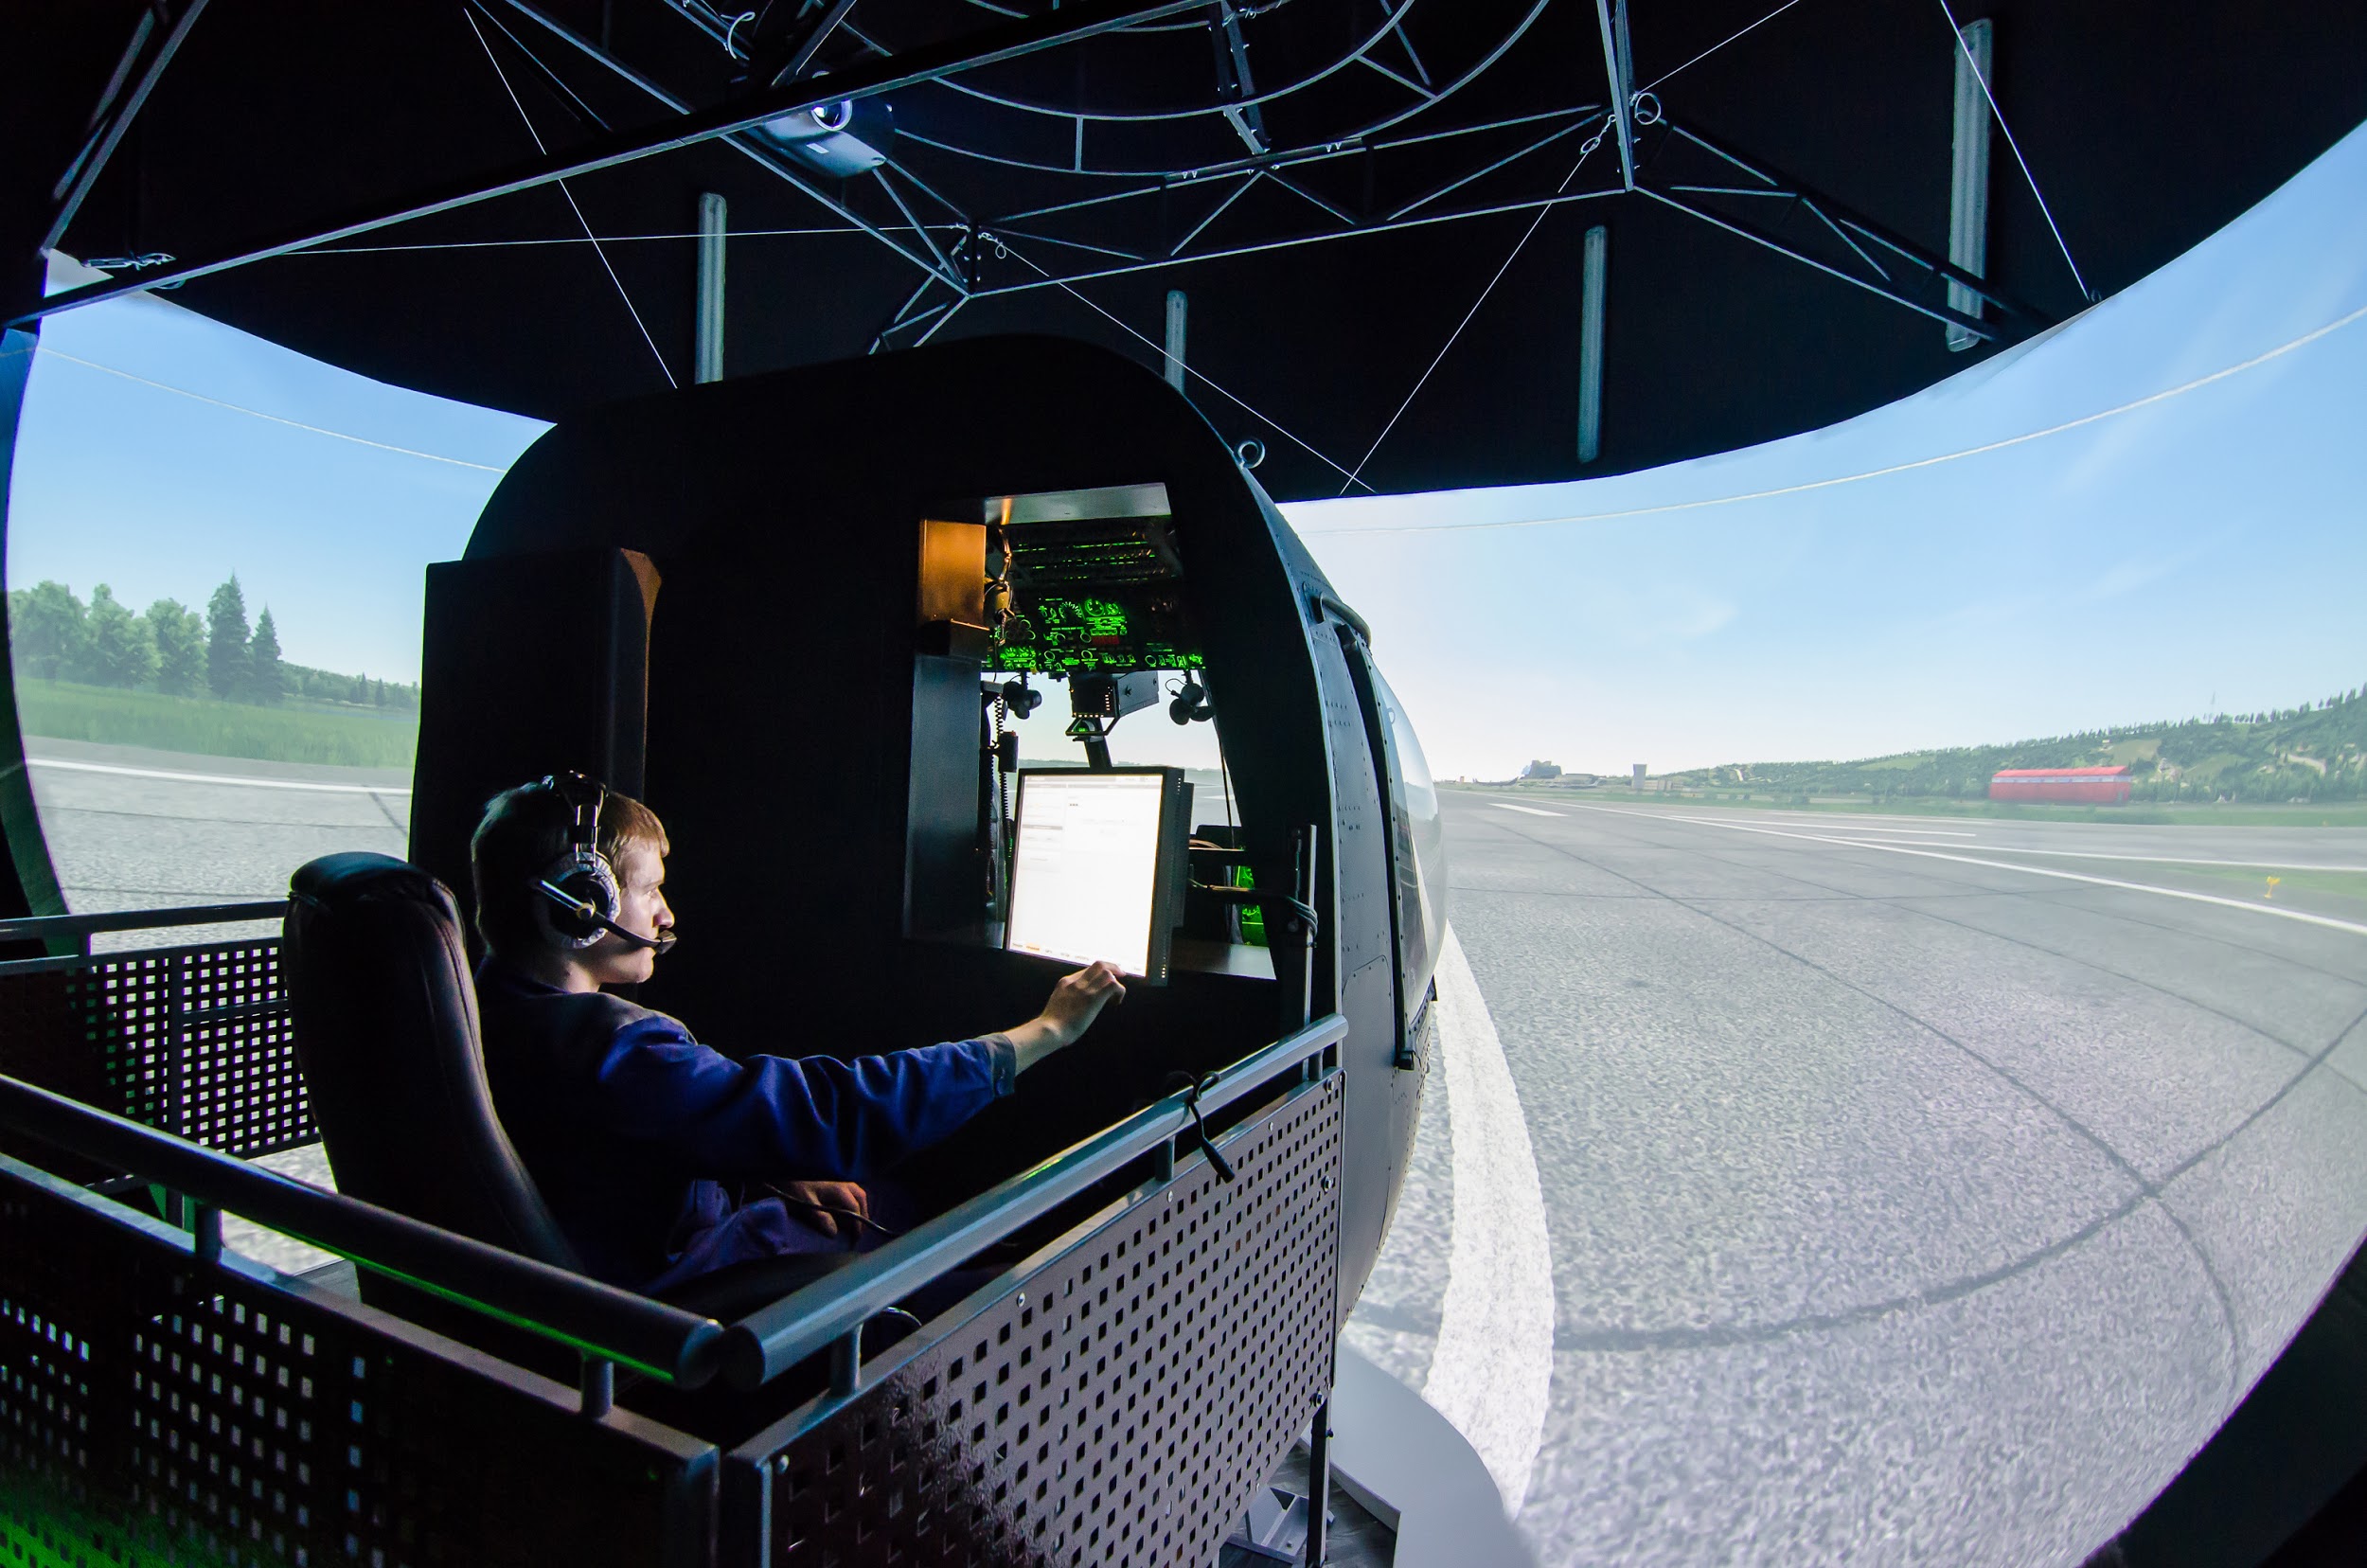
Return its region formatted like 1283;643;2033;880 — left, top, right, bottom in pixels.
26;757;413;796
1878;843;2367;875
1488;802;1565;817
1424;927;1556;1513
1566;803;2367;939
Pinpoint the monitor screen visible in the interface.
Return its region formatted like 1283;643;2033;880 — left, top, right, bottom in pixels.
1006;770;1179;978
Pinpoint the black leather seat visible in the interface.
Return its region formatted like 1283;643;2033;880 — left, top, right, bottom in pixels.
284;851;579;1269
281;852;847;1377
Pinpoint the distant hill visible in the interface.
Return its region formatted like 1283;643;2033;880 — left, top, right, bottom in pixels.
1666;684;2367;804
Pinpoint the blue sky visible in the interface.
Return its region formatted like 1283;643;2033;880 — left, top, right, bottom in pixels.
8;117;2365;777
7;258;547;685
1290;120;2367;777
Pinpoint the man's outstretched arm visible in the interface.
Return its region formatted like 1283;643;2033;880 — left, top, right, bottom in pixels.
593;962;1126;1180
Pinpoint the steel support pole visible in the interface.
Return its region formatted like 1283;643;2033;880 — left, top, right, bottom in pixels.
1576;223;1608;463
1304;1399;1333;1565
1946;18;1994;351
580;1356;614;1418
1591;0;1635;189
695;192;727;383
1164;289;1188;392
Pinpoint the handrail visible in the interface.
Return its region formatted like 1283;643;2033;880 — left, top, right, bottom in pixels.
720;1011;1348;1390
0;899;288;945
0;1072;725;1388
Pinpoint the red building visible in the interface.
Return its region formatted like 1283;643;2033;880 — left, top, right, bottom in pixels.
1989;766;2132;804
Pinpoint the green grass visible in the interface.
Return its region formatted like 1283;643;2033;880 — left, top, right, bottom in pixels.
14;677;418;769
1450;782;2367;828
2090;860;2367;902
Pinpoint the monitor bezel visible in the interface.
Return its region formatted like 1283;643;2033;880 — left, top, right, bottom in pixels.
1004;766;1188;985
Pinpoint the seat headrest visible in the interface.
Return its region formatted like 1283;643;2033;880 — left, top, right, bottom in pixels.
290;850;452;914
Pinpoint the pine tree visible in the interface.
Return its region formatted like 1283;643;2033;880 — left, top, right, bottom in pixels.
84;585;159;688
206;575;251;700
249;608;285;704
146;598;205;695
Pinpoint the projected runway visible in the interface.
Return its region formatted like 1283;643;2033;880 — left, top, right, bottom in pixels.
31;741;2367;1561
22;739;411;943
1349;793;2367;1566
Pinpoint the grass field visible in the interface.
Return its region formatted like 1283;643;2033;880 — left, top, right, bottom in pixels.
1448;783;2367;829
13;678;419;768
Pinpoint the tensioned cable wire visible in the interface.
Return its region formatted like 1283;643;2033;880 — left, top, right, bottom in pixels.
1338;128;1603;495
995;241;1377;492
1638;0;1806;94
294;227;959;256
463;8;679;389
1937;0;2091;302
1300;293;2367;537
29;347;508;470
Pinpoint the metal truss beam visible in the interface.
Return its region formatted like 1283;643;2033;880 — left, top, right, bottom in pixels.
11;0;1202;328
1641;187;1998;340
980;183;1622;295
1643;120;2051;337
485;0;966;291
43;0;214;256
489;0;965;291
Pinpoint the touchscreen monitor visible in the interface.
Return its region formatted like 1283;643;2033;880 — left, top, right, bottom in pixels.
1006;768;1184;980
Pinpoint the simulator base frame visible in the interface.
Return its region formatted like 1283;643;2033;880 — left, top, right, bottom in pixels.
0;904;1348;1567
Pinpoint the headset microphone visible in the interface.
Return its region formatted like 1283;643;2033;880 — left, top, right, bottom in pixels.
532;771;678;955
535;879;679;953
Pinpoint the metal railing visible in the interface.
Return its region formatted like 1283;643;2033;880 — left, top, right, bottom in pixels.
0;1072;727;1389
0;1003;1345;1399
0;899;288;958
720;1010;1347;1390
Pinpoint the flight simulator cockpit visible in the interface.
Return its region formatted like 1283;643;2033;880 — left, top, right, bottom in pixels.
0;334;1446;1568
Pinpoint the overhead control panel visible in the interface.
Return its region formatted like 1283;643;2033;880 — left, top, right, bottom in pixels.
984;483;1203;675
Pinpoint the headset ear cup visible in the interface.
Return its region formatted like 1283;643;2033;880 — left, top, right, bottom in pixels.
538;851;621;950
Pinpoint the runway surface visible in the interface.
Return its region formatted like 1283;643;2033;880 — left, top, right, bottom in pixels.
21;737;411;947
26;744;2367;1562
1344;791;2367;1566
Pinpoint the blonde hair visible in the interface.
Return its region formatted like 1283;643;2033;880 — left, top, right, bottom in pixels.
469;778;667;954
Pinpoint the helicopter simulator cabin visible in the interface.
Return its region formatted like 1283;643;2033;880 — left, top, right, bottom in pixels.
0;336;1447;1568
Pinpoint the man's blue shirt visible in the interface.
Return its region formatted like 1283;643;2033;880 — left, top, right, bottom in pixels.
474;957;1016;1292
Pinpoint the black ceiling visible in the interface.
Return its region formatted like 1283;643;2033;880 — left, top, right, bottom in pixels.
7;0;2365;500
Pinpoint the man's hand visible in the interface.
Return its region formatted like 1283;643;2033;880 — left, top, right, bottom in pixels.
1006;961;1127;1072
771;1179;871;1241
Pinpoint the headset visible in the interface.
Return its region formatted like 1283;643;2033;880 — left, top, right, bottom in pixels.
531;772;678;955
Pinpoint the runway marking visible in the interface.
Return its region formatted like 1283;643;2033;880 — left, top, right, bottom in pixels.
1424;927;1555;1514
27;757;413;796
1674;814;1979;838
1488;802;1564;817
1880;843;2367;875
1565;804;2367;938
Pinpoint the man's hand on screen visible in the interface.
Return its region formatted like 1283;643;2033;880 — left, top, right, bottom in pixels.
1042;961;1127;1045
1006;961;1128;1071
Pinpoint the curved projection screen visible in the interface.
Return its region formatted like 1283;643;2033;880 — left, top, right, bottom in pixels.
3;91;2364;1568
1300;120;2367;1566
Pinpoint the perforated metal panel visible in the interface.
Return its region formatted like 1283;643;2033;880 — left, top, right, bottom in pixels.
0;1160;716;1568
0;940;311;1162
746;1071;1344;1568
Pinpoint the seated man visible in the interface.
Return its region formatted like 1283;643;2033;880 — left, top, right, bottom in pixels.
469;772;1122;1294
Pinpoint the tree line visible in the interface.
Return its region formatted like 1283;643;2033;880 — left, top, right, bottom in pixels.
1671;683;2367;805
8;576;419;712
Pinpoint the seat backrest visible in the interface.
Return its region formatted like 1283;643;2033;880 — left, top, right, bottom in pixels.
283;851;580;1272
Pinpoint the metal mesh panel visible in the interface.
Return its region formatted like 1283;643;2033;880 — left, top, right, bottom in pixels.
0;940;311;1163
756;1072;1344;1567
0;1162;714;1568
